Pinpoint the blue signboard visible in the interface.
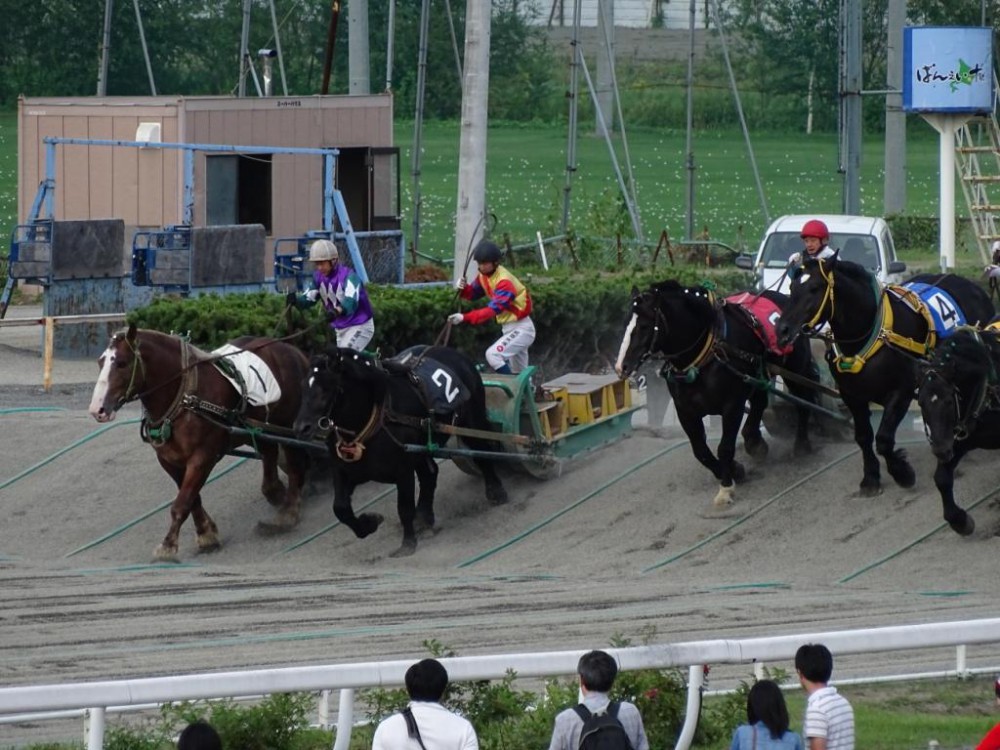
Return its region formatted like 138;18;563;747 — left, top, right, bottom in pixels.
903;27;993;113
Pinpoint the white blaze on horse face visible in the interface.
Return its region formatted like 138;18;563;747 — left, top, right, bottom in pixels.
799;271;812;283
88;344;117;422
615;313;638;377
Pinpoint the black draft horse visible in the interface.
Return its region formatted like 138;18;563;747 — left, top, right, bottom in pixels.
775;255;995;496
615;280;820;507
917;327;1000;535
293;345;508;556
88;325;311;562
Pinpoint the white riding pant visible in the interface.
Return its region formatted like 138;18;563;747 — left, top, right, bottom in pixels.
486;316;536;373
335;319;375;351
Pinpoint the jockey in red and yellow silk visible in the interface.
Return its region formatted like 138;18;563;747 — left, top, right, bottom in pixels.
448;240;536;374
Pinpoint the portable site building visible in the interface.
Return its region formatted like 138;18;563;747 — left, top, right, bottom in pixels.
17;94;400;274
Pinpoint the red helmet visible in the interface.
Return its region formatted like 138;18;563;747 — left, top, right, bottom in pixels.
801;219;829;241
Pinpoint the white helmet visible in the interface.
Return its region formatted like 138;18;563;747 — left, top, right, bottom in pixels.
308;239;338;262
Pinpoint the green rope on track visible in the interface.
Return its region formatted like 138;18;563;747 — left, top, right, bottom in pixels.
63;458;249;557
455;442;688;569
0;407;67;415
641;446;861;574
280;484;397;553
837;483;1000;583
0;418;142;492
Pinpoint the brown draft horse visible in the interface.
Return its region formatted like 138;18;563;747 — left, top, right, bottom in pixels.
88;324;311;562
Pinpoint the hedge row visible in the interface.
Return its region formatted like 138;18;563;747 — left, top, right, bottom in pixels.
126;267;752;376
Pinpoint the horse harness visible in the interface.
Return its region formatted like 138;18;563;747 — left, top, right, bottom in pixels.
644;290;768;386
924;329;1000;442
130;337;258;448
805;261;936;374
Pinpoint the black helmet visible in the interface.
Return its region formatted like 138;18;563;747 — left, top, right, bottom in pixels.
473;240;502;263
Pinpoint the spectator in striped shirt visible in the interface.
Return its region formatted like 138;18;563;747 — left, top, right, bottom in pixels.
795;643;855;750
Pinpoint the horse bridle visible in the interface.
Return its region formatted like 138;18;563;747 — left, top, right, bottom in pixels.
111;334;146;412
800;260;837;334
310;352;386;455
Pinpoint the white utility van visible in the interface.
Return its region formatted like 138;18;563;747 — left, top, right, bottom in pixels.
736;214;907;293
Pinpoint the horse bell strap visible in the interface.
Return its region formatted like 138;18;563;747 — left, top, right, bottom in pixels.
145;341;198;430
334;402;384;462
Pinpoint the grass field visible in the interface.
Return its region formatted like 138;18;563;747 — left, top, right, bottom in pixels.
0;110;972;265
773;677;998;750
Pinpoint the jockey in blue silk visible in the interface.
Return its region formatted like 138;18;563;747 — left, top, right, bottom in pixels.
290;239;375;351
448;240;536;374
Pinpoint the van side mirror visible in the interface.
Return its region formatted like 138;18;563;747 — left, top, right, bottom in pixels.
735;254;754;270
887;260;906;274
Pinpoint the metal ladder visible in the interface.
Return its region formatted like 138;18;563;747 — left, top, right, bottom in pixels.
954;77;1000;265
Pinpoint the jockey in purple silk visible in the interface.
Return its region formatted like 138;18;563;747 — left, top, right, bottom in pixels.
291;239;375;351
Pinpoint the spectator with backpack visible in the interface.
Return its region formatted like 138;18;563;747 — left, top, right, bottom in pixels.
371;658;478;750
547;650;649;750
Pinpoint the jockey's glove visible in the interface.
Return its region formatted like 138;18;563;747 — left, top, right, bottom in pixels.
455;276;467;291
787;252;802;265
448;312;465;325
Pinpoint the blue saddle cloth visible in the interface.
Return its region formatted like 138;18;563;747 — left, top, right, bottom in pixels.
385;346;472;415
901;281;966;338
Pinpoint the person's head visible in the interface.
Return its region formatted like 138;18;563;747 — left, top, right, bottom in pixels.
577;650;618;693
177;720;222;750
747;679;790;740
795;643;834;686
800;219;830;257
404;658;449;702
473;239;502;276
308;238;339;275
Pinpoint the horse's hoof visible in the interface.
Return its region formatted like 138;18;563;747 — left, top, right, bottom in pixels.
486;484;509;506
356;512;385;538
263;483;288;507
389;539;417;558
153;544;181;563
196;532;222;552
744;438;769;460
256;514;298;536
713;484;735;507
413;513;437;534
793;440;814;457
949;514;976;536
858;483;883;498
889;463;916;488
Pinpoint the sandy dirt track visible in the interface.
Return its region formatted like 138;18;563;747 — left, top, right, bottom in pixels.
1;315;1000;744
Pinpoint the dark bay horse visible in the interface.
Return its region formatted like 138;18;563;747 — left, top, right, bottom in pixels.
917;327;1000;535
615;280;820;507
775;255;995;496
88;325;311;561
293;345;508;556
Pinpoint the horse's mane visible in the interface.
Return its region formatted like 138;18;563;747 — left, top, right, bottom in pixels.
929;329;993;380
805;255;872;284
648;279;716;317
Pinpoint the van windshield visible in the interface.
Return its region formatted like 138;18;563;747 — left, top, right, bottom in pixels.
760;232;881;271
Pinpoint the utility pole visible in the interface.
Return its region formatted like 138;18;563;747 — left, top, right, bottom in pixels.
453;0;492;279
883;0;906;215
684;0;696;239
842;0;863;214
348;0;371;94
97;0;114;96
595;0;614;136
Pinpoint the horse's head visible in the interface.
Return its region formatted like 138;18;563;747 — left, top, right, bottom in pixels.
917;330;994;461
88;324;143;423
775;255;837;347
615;285;663;378
294;348;383;438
